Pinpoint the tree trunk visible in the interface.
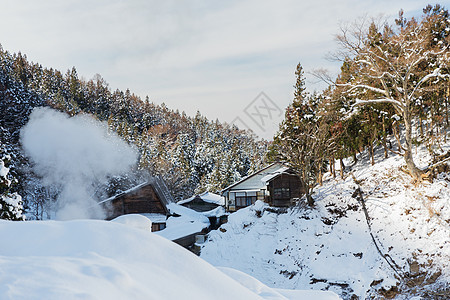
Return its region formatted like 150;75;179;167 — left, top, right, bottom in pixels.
382;122;388;159
419;116;424;138
318;160;323;186
369;141;375;166
403;106;424;181
330;154;336;178
446;84;449;127
329;158;333;174
339;157;345;179
303;159;314;206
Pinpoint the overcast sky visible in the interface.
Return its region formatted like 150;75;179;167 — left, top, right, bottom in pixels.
1;0;427;139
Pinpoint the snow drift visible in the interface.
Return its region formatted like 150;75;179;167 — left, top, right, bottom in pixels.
20;107;138;220
0;218;339;300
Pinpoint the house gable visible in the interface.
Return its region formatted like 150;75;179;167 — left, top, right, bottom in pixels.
180;196;220;212
222;162;304;211
266;173;304;207
222;162;287;192
100;177;174;224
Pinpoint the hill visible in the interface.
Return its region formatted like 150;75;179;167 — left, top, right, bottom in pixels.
0;216;340;300
0;46;268;219
201;143;450;299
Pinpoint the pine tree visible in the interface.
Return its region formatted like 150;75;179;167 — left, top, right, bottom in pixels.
271;63;330;205
0;148;25;220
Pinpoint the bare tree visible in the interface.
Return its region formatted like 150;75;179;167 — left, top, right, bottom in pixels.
334;17;449;181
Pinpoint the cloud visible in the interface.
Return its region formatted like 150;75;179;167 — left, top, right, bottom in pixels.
2;0;427;139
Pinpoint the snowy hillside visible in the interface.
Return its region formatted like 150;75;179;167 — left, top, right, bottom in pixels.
201;145;450;299
0;217;340;300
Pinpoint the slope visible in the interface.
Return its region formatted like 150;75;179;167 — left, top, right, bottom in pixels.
0;216;343;300
201;144;450;299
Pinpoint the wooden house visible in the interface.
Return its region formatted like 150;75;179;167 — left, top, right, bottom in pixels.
222;162;304;211
100;177;174;232
177;192;225;212
177;192;227;230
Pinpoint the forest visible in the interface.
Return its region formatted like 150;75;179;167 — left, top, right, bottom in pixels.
270;4;450;205
1;4;449;220
0;45;267;219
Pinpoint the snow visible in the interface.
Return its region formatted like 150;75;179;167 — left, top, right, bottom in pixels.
155;203;210;241
110;214;152;231
260;166;290;183
218;267;340;300
139;213;167;223
201;143;450;298
0;219;337;299
0;160;9;178
178;191;225;206
98;182;148;204
202;205;227;218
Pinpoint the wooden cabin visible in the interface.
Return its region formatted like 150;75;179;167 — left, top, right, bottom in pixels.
222;162;304;211
265;172;304;207
177;192;224;212
177;192;227;230
100;177;174;232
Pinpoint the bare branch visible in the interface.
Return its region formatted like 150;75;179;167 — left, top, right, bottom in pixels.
409;68;442;99
309;69;335;86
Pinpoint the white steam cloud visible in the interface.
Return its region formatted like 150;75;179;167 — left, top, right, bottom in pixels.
21;107;138;220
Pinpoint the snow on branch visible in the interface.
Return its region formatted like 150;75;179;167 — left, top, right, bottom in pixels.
409;68;446;99
354;98;403;108
340;84;389;97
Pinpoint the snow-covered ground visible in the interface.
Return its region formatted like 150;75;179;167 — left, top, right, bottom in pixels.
156;202;211;241
0;216;339;299
201;145;450;299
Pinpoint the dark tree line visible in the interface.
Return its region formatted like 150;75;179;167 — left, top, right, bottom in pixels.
0;45;268;219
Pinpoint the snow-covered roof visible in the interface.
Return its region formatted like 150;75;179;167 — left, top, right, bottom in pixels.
221;162;289;192
156;203;210;241
178;191;225;206
98;176;174;209
155;220;207;241
260;166;290;183
201;206;227;218
98;182;148;204
166;203;210;224
139;213;167;224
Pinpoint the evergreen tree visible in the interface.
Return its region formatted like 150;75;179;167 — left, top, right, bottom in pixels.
0;147;25;220
271;63;330;205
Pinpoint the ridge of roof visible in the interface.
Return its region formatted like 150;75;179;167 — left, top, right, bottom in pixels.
221;162;287;193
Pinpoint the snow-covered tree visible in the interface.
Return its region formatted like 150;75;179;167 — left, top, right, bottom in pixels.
0;150;25;220
272;64;332;205
334;11;450;181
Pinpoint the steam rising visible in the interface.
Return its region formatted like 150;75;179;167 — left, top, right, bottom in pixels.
21;107;138;220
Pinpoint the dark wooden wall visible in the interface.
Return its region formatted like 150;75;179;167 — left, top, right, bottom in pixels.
268;174;304;207
181;197;220;212
104;184;167;220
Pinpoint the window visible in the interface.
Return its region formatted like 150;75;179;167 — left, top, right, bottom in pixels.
151;223;166;232
273;188;290;199
233;191;257;208
236;196;256;207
